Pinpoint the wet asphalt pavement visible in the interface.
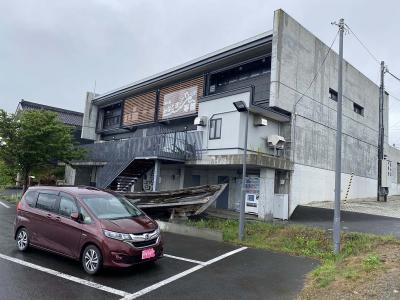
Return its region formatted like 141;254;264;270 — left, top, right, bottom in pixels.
0;201;317;300
291;206;400;237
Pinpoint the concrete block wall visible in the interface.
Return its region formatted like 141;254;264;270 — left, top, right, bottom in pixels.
270;9;392;209
81;92;99;141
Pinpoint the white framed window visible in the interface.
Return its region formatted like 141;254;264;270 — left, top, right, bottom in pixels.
209;118;222;140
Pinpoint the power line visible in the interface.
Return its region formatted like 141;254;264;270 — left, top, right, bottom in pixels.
345;24;380;65
293;30;339;109
386;90;400;103
387;70;400;83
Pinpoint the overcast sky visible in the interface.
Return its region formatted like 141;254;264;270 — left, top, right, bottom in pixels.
0;0;400;145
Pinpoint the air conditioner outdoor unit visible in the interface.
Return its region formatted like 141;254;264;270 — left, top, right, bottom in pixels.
267;135;286;150
194;116;207;126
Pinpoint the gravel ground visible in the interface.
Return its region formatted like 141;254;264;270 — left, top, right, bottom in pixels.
305;195;400;219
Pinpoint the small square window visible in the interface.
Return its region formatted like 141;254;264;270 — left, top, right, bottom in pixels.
209;118;222;140
353;103;364;116
329;88;338;101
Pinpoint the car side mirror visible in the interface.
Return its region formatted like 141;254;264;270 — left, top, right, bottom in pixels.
70;212;79;222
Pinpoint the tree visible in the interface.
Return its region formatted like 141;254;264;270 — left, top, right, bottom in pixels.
0;160;14;186
0;109;84;192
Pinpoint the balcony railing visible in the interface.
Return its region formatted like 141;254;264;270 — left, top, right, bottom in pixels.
82;131;202;162
79;131;203;188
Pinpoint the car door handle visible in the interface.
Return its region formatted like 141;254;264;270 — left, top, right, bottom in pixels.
46;213;52;219
55;216;61;222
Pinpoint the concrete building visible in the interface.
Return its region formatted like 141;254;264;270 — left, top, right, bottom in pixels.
68;9;400;219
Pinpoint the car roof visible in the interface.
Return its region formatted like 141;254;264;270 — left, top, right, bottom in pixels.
27;186;112;197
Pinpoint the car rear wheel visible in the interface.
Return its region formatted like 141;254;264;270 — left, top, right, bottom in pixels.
82;245;102;275
16;228;29;252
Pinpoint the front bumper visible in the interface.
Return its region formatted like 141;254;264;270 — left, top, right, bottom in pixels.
102;234;164;268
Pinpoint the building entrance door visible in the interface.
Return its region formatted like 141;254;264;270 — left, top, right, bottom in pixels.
217;176;229;209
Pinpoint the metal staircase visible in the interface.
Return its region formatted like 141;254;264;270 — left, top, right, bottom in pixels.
79;130;202;190
110;159;155;192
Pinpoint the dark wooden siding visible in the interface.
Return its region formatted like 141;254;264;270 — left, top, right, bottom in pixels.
122;91;156;126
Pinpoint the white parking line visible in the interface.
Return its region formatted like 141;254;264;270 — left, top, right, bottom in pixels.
0;246;247;299
163;254;206;266
0;253;131;297
0;201;10;209
121;247;248;300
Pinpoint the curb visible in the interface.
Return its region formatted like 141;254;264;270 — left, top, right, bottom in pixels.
156;220;223;242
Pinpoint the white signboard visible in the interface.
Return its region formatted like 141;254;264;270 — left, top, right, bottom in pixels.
162;86;197;119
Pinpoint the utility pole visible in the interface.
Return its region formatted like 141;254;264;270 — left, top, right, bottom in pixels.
233;100;249;241
333;18;344;255
377;61;387;202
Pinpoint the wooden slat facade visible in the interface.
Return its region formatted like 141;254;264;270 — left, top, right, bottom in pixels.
158;76;204;120
122;76;204;127
122;91;156;126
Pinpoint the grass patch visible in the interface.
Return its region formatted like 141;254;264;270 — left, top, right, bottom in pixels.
0;193;21;204
187;217;398;291
363;254;382;272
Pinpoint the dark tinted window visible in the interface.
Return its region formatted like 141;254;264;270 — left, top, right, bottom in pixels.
36;193;58;212
329;88;338;101
24;191;38;207
102;103;121;129
353;103;364;116
59;196;78;217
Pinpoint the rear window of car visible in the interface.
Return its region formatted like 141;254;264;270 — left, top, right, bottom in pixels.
36;193;58;212
24;191;38;207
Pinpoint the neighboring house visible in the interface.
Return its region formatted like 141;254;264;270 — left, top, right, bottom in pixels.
67;9;400;219
16;99;85;142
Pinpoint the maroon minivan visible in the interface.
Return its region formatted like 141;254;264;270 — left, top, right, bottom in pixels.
14;186;163;274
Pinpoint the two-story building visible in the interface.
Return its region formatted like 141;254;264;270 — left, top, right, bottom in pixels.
66;9;400;219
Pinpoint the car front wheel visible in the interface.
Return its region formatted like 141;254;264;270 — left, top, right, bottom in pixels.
16;228;29;252
82;245;102;275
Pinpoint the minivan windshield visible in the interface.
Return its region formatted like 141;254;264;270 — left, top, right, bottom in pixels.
80;193;143;220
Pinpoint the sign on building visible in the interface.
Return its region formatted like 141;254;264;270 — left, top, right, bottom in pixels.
162;86;197;119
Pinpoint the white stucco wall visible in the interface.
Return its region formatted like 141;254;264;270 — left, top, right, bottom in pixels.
197;90;281;157
290;163;377;215
388;145;400;195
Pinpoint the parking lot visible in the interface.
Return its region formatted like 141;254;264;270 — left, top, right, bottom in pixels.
0;200;317;300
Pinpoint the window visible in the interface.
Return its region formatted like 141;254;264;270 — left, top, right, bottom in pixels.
208;57;271;95
24;191;38;207
353;103;364;116
102;103;122;129
36;193;58;212
80;194;143;220
209;118;222;140
59;196;78;217
329;88;338;101
80;207;92;224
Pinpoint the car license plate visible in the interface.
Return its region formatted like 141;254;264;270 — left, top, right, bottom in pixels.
142;248;155;260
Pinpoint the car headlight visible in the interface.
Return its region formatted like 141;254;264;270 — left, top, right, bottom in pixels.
155;227;160;236
103;230;131;241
